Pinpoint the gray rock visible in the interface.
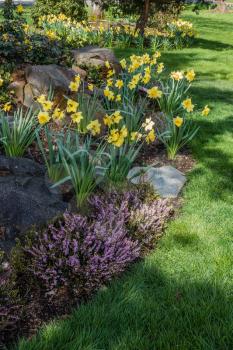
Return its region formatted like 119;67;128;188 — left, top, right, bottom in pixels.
72;46;121;73
128;165;186;198
10;64;78;108
25;64;76;97
0;156;67;254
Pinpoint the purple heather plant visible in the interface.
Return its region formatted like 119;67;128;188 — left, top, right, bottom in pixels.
25;208;140;307
1;189;173;345
129;198;173;248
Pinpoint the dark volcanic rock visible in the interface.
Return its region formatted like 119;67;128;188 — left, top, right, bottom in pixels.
0;156;67;254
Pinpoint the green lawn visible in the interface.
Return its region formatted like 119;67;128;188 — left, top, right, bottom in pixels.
17;10;233;350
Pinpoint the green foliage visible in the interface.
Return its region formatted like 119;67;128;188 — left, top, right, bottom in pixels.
31;0;87;23
157;117;199;160
0;1;25;62
106;142;142;185
158;75;191;118
0;107;38;157
54;135;107;208
0;4;66;66
36;126;67;183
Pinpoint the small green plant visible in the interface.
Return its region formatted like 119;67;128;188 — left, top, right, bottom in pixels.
54;135;107;208
75;88;103;133
36;126;67;183
158;75;191;118
0;107;38;157
106;141;142;185
157;116;199;160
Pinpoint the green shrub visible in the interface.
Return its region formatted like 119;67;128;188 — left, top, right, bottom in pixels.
32;0;88;23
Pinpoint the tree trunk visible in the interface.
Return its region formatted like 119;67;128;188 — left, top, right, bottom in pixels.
136;0;150;36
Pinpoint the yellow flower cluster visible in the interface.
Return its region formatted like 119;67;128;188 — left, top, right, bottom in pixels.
182;98;194;113
2;102;12;113
16;4;24;14
107;126;128;147
103;52;163;103
45;30;58;41
171;20;195;38
69;75;81;92
36;94;101;136
104;111;123;127
170;69;195;82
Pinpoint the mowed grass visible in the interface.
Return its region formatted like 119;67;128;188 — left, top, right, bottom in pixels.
17;10;233;350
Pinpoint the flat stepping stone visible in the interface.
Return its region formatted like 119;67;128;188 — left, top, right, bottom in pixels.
128;165;186;198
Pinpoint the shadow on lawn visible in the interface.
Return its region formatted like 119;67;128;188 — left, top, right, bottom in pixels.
192;117;233;202
17;262;233;350
192;37;233;51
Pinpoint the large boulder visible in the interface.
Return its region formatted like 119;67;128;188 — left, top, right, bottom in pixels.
9;64;77;108
72;46;121;73
0;156;68;254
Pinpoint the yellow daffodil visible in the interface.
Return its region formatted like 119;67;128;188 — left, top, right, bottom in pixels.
201;105;210;117
104;114;114;127
0;78;3;87
105;60;111;69
144;66;151;74
142;117;155;131
154;51;161;59
171;71;184;81
108;129;119;143
185;69;195;82
69;81;80;92
41;100;53;112
147;86;162;99
52;108;64;120
116;94;121;102
66;99;79;113
2;102;12;112
23;24;29;33
104;87;115;101
107;79;113;87
108;124;128;147
37;94;46;104
157;63;164;74
146;129;156;144
115;80;124;89
142;73;151;84
16;4;24;14
128;80;137;90
120;125;128;138
88;83;94;91
142;54;150;64
46;30;57;40
182;98;194;112
150;58;157;66
75;75;81;83
38;111;50;125
112;111;123;124
86;119;101;135
120;58;127;69
131;131;142;142
114;135;125;147
71;111;83;124
107;69;115;78
173;116;184;128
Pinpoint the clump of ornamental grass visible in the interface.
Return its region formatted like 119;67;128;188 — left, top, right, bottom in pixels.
0;106;39;157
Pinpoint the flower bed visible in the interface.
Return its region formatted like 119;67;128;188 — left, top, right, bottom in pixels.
0;4;210;347
39;14;196;50
0;50;211;346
